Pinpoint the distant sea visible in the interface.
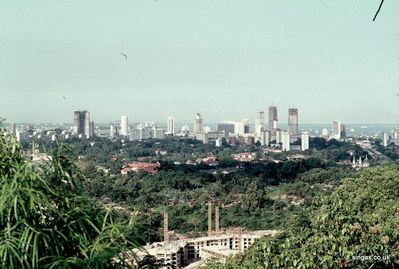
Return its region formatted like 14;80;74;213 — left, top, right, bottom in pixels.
174;123;399;137
5;122;399;137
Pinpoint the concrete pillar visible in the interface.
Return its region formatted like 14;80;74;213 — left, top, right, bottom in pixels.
164;211;169;242
207;201;212;236
215;205;220;233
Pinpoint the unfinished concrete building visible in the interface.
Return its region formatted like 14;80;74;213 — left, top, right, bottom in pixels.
129;201;279;269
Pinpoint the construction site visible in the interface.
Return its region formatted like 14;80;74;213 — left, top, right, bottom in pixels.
129;201;279;268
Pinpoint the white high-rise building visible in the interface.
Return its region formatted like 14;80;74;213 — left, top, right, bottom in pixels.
282;132;290;151
110;124;117;138
383;133;389;147
15;129;23;142
321;128;329;139
194;113;203;134
153;128;166;139
10;123;16;135
203;126;211;133
301;132;309;151
130;129;140;141
215;138;223;147
167;116;175;135
139;127;151;140
260;130;270;146
195;132;208;144
121;116;128;136
234;119;250;136
255;111;265;137
234;122;244;136
332;120;341;140
275;130;282;144
89;121;95;138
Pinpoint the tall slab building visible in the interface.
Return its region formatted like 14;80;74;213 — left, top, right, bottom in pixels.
268;106;278;131
282;131;290;151
120;115;128;136
73;110;91;138
193;113;203;134
167;116;175;135
288;108;298;136
255;111;265;137
332;120;341;140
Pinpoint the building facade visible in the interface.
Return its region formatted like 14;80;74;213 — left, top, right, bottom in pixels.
268;106;278;131
301;132;309;151
288;108;298;136
254;111;265;137
120;115;128;136
332;120;341;140
194;113;203;134
73;110;91;138
217;122;235;137
260;130;270;146
195;132;209;144
167;116;175;135
282;131;290;151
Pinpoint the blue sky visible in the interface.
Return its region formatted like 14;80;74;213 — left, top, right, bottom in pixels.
1;1;398;124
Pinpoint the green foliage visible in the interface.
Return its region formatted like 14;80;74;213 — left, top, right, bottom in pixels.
207;166;399;268
377;145;399;160
0;129;140;268
27;133;365;262
298;166;356;184
310;138;366;162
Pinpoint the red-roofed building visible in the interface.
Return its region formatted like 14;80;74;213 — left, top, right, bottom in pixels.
121;161;161;174
202;155;218;166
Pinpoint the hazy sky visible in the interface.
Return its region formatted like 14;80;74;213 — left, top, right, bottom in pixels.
1;1;398;124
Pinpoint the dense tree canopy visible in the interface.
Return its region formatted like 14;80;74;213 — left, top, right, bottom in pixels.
0;129;140;268
207;166;399;269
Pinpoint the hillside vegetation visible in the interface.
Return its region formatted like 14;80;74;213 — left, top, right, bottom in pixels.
0;128;140;268
207;167;399;269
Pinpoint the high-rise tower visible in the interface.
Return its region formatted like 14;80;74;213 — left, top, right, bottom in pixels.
120;115;128;136
332;120;341;140
194;113;203;134
167;116;175;135
282;131;290;151
268;106;278;131
255;111;265;137
301;132;309;151
73;110;91;138
288;108;298;136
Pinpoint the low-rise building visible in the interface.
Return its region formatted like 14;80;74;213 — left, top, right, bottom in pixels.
130;229;279;269
233;152;257;162
121;161;161;174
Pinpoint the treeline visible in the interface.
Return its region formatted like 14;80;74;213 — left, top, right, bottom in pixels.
0;127;140;268
207;166;399;269
83;156;355;242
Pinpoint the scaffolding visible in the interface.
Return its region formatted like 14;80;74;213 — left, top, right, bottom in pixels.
215;205;220;233
208;201;212;236
164;211;169;242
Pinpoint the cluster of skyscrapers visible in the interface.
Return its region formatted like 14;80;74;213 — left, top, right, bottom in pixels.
108;115;167;141
66;107;370;153
175;106;305;151
10;107;399;154
69;106;309;151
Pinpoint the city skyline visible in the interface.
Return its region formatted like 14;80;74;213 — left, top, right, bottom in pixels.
1;1;398;123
